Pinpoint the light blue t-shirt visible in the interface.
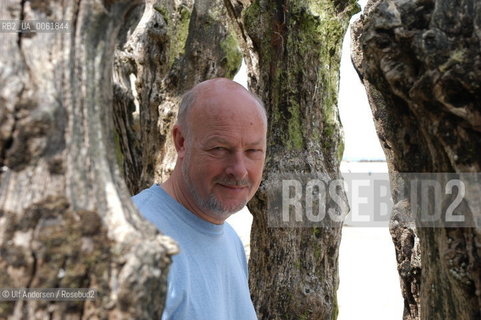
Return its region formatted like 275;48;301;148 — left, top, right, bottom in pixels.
132;184;257;320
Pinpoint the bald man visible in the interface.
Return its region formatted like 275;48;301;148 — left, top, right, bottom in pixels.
132;78;267;319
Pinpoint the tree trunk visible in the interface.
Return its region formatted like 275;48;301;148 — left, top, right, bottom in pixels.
112;0;242;195
226;1;359;319
0;0;177;319
352;0;481;319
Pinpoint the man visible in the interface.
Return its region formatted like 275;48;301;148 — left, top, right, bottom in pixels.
132;78;267;319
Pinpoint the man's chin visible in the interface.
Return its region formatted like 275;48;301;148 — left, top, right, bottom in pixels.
211;201;247;216
226;203;248;214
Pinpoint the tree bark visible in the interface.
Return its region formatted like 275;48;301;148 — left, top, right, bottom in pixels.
226;1;359;319
352;0;481;319
0;0;177;319
112;0;242;195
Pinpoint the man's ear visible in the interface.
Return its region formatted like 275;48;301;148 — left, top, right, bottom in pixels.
173;124;186;159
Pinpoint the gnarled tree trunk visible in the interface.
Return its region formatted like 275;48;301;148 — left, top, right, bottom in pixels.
112;0;242;195
226;0;359;318
0;0;177;318
352;0;481;319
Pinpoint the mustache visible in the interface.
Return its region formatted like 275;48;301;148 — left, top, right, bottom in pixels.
214;177;251;187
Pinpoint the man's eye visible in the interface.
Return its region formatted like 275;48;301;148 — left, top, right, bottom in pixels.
210;147;227;154
247;149;264;159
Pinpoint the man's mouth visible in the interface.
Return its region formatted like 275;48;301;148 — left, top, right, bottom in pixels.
215;177;251;190
218;183;248;190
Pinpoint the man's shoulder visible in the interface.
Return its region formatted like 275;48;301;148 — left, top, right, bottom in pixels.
132;184;156;203
132;184;170;210
131;184;176;230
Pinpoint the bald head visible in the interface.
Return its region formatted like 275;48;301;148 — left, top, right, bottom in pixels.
177;78;267;138
168;77;267;223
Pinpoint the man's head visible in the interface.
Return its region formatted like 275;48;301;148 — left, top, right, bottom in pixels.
171;78;267;223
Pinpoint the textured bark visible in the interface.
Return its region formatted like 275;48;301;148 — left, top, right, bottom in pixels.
0;0;177;319
226;1;359;319
352;0;481;319
112;0;242;195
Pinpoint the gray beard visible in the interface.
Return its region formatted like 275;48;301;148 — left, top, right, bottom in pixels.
182;154;248;216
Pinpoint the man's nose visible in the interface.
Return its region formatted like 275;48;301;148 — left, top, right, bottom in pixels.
225;151;248;180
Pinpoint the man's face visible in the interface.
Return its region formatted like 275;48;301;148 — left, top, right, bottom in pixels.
180;87;266;217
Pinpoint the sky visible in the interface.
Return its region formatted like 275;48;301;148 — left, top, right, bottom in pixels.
338;0;386;161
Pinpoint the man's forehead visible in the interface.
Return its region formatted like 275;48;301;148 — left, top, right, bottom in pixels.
204;135;266;146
